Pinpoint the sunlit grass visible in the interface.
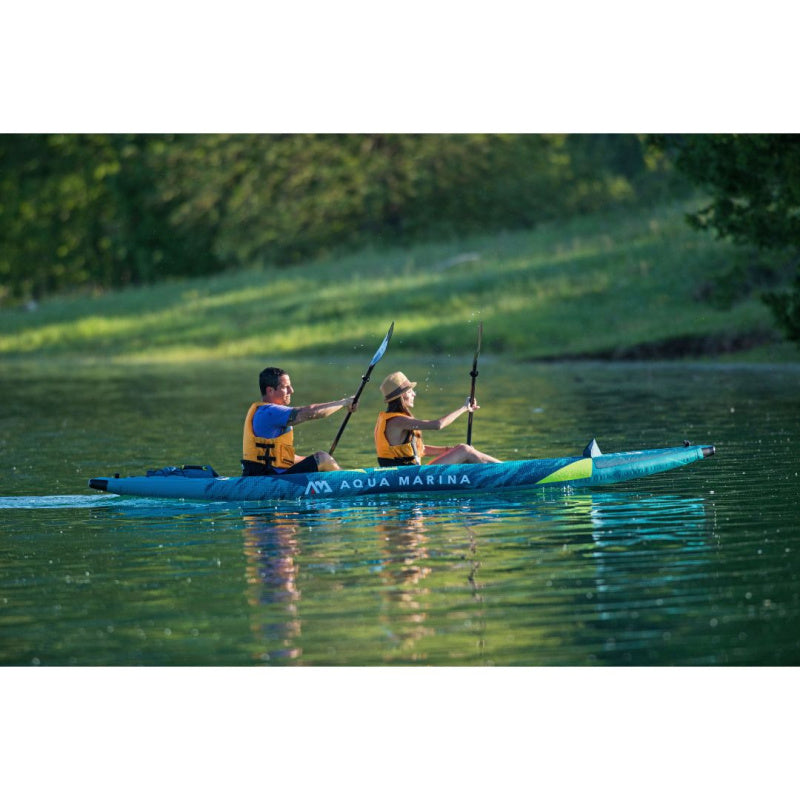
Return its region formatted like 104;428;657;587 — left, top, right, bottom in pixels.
1;198;795;364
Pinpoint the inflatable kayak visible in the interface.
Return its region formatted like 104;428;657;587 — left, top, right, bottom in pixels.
88;442;715;503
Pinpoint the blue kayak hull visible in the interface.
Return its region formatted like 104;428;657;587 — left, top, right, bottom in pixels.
88;444;715;502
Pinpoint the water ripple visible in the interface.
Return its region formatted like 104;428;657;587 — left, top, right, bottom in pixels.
0;495;120;510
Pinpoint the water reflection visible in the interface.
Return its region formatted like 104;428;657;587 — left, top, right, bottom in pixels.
235;498;492;665
555;492;716;665
242;512;302;663
229;490;718;665
587;492;712;545
4;482;788;667
374;505;433;662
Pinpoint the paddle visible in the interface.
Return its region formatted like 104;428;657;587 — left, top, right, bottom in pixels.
466;321;483;446
328;321;395;455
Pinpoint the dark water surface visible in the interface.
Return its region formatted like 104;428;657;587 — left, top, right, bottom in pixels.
2;358;799;666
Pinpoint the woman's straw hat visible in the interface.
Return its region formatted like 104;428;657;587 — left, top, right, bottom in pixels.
380;371;417;401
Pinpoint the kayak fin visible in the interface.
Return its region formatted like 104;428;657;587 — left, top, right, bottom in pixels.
583;438;602;457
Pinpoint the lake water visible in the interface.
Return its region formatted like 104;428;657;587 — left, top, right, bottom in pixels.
2;357;799;666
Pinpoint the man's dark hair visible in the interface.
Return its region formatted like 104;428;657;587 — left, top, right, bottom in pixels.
259;367;287;396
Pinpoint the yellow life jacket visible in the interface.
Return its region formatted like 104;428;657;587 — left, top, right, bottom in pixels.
242;402;296;471
374;411;424;466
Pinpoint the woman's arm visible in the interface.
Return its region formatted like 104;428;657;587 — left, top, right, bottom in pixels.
387;400;478;433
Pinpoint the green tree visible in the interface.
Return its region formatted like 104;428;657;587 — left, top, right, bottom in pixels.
2;134;674;303
652;134;800;344
0;134;223;301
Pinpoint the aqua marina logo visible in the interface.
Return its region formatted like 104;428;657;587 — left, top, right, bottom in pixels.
304;480;333;495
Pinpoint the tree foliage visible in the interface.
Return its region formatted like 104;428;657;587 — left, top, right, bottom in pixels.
652;134;800;344
1;134;671;303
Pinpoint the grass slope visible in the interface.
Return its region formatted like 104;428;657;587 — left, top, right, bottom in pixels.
1;199;796;364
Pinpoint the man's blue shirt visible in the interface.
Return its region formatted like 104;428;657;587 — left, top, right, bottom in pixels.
252;404;293;439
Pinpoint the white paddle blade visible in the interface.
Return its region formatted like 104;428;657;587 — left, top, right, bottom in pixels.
370;321;394;366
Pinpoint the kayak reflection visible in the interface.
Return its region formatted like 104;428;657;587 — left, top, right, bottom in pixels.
242;512;302;663
235;491;715;665
375;506;433;660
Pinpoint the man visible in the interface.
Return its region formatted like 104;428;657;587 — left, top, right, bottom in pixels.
242;367;357;476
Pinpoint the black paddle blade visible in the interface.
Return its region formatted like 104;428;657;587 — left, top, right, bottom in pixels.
470;321;483;381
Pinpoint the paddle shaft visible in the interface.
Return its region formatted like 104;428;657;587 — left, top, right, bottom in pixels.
466;369;478;444
466;322;482;446
328;366;374;455
328;323;394;456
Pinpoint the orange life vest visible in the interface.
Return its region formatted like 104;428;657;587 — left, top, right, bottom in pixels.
374;411;424;466
242;402;296;471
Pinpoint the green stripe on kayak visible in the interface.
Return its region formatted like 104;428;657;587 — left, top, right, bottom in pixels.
536;457;593;485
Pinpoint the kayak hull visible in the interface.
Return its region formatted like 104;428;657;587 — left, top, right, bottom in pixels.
88;445;715;502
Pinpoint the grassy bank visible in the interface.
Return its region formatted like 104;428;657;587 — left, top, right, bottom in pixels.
1;198;797;364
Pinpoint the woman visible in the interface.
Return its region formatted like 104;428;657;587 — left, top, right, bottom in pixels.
374;371;500;466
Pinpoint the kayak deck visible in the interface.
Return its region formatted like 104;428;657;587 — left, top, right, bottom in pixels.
88;443;715;502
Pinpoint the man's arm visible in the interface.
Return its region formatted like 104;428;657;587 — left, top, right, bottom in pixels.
290;396;357;425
